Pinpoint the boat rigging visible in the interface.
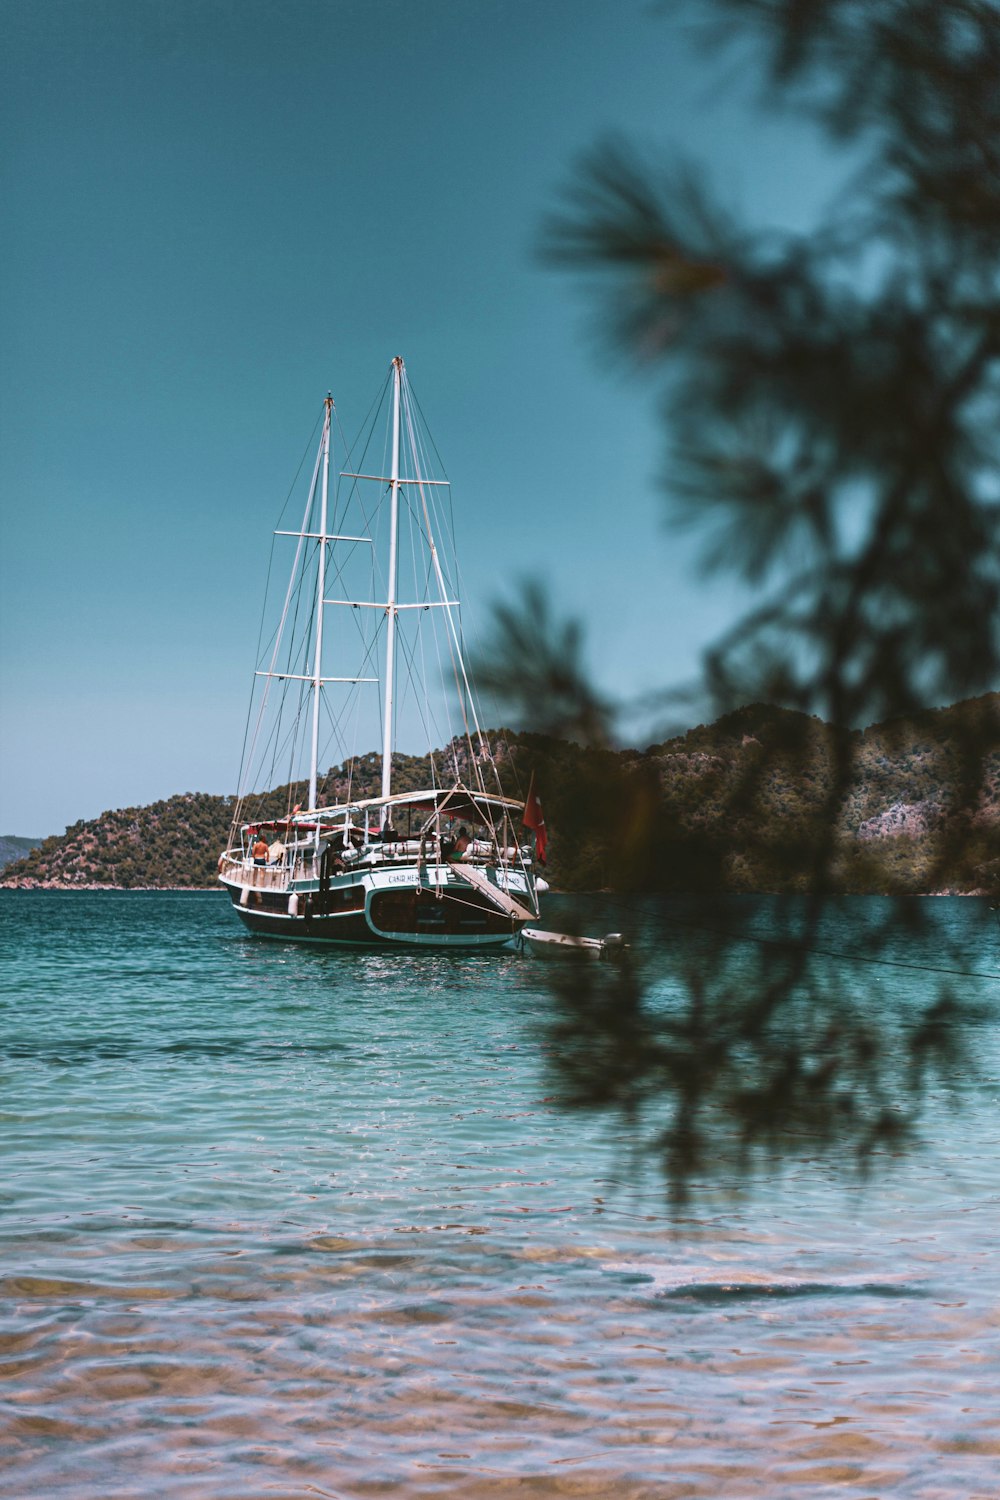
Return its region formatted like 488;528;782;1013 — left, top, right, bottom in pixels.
217;357;545;947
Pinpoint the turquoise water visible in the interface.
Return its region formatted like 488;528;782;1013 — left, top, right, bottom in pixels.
1;891;998;1499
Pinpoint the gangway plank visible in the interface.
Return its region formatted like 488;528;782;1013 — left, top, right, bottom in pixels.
451;862;535;922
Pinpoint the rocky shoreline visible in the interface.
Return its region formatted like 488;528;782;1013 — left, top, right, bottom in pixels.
1;883;224;892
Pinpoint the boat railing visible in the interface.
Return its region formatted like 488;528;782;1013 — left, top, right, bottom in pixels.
221;840;536;887
366;841;530;869
220;855;302;890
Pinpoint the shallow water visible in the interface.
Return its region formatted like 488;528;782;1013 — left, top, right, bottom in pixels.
1;891;998;1498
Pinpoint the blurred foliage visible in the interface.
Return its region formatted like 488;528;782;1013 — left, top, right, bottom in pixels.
539;0;1000;739
480;0;1000;1200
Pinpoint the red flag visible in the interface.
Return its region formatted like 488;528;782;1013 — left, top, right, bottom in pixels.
522;773;547;865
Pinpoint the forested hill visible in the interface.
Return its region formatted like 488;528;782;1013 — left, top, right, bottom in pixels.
3;696;997;893
0;746;508;892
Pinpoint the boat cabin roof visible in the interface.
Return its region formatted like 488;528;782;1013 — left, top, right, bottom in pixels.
243;783;524;835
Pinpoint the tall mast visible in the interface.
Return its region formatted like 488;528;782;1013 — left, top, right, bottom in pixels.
380;357;403;812
308;394;333;811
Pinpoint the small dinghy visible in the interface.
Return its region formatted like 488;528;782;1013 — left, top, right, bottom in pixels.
521;928;628;960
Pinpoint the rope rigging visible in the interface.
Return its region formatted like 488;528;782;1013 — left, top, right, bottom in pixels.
223;359;534;899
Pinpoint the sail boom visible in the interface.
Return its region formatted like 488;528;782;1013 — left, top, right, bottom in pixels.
340;472;450;486
323;598;459;610
275;530;373;543
254;671;377;683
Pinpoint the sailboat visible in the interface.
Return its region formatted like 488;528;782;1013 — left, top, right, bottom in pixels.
217;357;545;947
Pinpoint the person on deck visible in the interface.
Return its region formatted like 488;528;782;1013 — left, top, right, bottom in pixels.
251;834;269;866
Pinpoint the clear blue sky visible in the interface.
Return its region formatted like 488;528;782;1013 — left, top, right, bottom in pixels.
1;0;844;836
